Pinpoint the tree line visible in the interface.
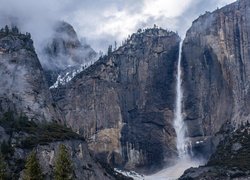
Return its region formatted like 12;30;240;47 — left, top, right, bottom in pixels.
0;25;31;39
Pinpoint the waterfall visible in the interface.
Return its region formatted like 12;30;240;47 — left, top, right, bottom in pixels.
145;40;205;180
173;40;189;159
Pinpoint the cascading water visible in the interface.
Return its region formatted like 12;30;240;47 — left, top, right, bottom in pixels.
173;40;189;159
145;40;203;180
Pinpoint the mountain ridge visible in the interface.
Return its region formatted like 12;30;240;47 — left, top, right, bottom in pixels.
1;0;250;179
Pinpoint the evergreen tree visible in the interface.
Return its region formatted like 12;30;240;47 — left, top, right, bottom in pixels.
0;152;7;180
23;150;43;180
11;26;19;34
4;25;9;34
107;45;112;56
25;32;31;39
1;140;12;156
114;41;117;51
54;144;73;180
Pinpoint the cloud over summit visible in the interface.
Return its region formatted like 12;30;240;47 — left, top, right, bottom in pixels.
0;0;236;52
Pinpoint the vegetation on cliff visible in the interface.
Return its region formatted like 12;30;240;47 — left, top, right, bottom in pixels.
23;151;43;180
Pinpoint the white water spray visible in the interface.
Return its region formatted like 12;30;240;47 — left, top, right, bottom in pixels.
173;40;189;159
145;40;204;180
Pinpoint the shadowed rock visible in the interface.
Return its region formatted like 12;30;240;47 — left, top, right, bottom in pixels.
52;28;180;172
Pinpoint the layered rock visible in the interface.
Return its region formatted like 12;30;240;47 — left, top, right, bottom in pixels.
182;0;250;158
52;28;180;172
0;28;62;122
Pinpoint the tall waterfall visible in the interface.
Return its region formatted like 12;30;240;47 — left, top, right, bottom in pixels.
173;40;189;159
145;40;204;180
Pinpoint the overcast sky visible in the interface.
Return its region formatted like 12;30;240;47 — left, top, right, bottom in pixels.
0;0;236;52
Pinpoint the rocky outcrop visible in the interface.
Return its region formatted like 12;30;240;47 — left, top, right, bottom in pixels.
0;28;62;122
180;124;250;180
0;113;115;180
44;21;97;70
43;21;97;87
52;28;180;172
0;27;129;180
35;140;113;180
182;0;250;158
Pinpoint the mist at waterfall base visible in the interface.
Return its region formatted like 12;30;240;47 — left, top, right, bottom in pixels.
145;41;205;180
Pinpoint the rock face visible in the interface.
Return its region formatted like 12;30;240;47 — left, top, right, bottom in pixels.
182;0;250;158
52;28;180;172
0;28;62;122
35;140;113;180
0;28;128;180
180;124;250;180
0;113;114;180
43;21;97;87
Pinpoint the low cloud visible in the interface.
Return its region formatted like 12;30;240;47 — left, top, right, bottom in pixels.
0;0;236;53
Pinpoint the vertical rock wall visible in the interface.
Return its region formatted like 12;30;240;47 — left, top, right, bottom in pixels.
52;28;180;171
182;0;250;157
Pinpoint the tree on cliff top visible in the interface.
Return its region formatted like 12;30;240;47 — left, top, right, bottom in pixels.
23;150;43;180
54;144;73;180
0;151;7;180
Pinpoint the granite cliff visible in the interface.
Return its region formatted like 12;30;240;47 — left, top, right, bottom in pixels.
0;113;115;180
43;21;97;87
0;27;62;123
182;0;250;158
180;0;250;178
2;0;250;178
0;28;125;180
52;28;180;172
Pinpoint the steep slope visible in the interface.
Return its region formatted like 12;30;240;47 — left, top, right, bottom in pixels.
52;28;180;172
0;27;125;180
182;0;250;158
43;21;97;87
0;113;116;180
0;27;62;122
180;124;250;179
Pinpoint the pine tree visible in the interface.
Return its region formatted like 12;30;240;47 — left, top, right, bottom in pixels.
4;25;9;34
0;152;7;180
23;150;43;180
11;26;19;34
54;144;73;180
107;45;112;56
1;140;12;156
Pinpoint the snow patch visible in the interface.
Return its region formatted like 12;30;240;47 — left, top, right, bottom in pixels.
114;168;144;180
49;62;92;89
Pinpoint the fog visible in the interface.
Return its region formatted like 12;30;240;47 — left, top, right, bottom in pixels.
145;158;205;180
0;0;236;54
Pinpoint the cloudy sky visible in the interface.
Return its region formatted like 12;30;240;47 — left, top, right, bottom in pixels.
0;0;236;52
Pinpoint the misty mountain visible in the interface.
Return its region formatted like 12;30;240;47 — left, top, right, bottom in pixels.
0;27;62;123
0;26;129;180
42;21;97;87
51;28;180;173
0;0;250;179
